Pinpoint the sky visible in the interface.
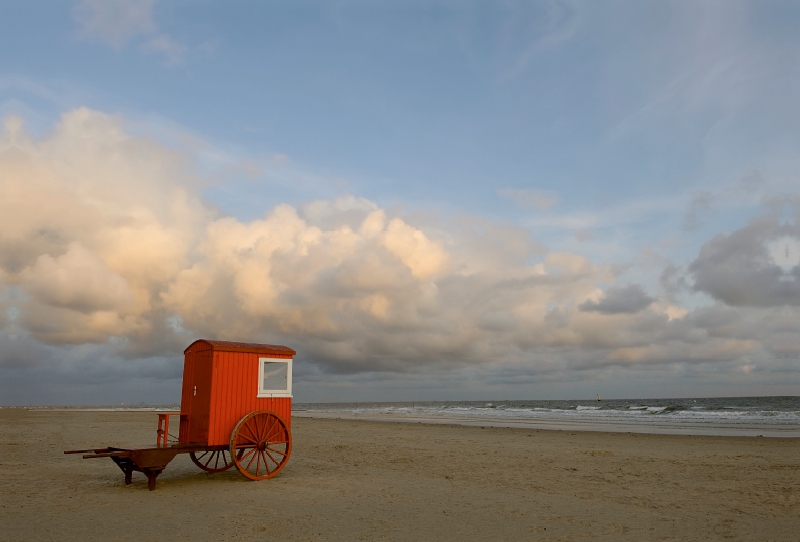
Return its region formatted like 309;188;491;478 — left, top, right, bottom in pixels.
1;0;799;404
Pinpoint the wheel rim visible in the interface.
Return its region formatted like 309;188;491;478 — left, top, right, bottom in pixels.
230;410;292;481
190;449;234;473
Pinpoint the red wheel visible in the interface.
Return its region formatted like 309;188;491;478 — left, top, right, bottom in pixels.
190;449;234;473
230;410;292;480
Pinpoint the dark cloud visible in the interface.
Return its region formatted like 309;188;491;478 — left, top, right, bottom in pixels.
689;215;800;307
578;285;655;315
0;333;47;368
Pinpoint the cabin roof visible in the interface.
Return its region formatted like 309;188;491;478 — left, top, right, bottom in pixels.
185;339;296;356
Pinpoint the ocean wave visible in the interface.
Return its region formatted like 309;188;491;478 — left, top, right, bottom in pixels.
350;406;797;420
296;397;800;435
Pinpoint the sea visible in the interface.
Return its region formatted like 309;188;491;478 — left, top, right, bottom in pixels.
15;396;799;437
293;396;800;437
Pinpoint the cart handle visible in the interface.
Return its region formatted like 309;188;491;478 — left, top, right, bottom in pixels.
82;451;132;460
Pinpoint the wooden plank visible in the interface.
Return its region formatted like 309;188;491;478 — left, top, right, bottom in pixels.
82;452;131;459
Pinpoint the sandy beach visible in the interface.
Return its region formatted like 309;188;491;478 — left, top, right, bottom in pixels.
1;409;798;541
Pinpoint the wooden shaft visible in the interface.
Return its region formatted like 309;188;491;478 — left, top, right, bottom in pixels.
82;452;131;459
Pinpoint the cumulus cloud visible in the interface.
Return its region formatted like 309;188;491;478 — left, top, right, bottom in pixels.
1;108;798;388
20;243;137;313
1;108;208;348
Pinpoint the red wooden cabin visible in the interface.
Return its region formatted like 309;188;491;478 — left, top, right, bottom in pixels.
178;339;294;446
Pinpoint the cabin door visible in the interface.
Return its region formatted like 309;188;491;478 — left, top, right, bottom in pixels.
186;352;213;444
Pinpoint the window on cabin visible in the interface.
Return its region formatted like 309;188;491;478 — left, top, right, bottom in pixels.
258;358;292;397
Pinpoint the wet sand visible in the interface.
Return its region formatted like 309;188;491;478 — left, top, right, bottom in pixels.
1;409;798;541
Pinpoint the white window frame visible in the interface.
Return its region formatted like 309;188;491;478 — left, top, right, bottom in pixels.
257;358;292;398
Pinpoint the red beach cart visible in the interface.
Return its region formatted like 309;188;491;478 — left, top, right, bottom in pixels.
65;340;295;490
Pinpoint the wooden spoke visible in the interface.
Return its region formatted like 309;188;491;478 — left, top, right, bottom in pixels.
258;451;268;475
245;449;258;472
265;451;272;475
243;420;259;443
263;418;277;440
230;410;292;481
265;446;288;457
264;423;283;442
264;448;280;465
235;437;257;447
238;447;256;461
190;449;234;473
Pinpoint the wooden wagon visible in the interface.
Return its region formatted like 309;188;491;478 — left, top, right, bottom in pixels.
65;340;295;490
